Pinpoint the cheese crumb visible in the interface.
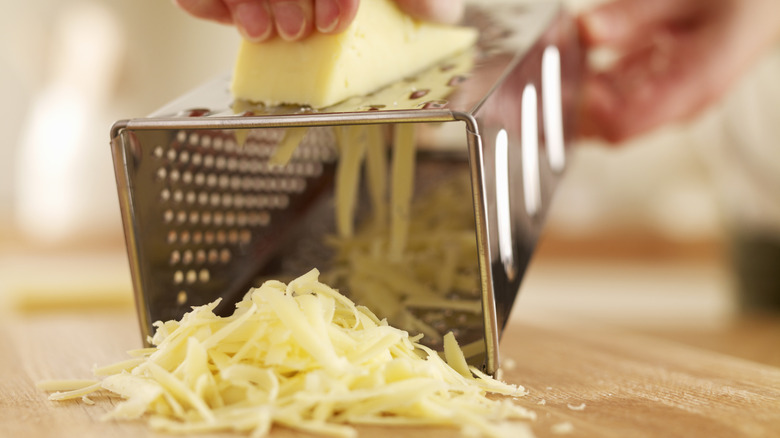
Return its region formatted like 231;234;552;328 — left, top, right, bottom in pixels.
567;403;586;411
502;357;517;371
552;422;574;434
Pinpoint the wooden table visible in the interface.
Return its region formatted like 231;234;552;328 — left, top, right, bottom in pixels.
2;307;779;438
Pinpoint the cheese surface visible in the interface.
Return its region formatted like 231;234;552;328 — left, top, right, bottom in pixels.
231;0;478;108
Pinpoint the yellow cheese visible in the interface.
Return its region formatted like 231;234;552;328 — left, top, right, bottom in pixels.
269;127;308;165
363;125;388;230
40;269;534;437
334;125;369;237
388;123;416;260
326;169;483;343
231;0;478;108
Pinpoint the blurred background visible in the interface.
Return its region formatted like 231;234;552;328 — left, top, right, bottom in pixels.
1;0;778;365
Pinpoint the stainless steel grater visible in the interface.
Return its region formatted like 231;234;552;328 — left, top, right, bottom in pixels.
110;1;582;375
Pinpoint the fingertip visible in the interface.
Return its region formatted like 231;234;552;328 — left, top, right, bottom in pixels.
233;1;274;42
271;0;314;41
175;0;233;24
314;0;340;33
427;0;465;24
315;0;357;34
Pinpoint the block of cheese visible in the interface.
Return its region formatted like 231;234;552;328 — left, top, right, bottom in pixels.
231;0;478;108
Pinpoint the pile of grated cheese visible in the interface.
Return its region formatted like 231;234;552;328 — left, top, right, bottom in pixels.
41;269;535;437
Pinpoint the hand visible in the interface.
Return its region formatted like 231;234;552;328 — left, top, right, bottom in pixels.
174;0;465;42
578;0;780;143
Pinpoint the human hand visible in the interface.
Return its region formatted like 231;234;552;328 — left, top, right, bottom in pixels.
174;0;465;42
578;0;780;143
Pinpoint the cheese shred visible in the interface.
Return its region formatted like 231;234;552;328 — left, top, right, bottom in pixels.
325;167;483;344
41;270;534;437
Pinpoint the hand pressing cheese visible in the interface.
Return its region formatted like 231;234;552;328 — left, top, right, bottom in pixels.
175;0;466;42
231;0;477;108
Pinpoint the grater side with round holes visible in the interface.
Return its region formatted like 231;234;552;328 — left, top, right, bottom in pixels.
110;1;582;375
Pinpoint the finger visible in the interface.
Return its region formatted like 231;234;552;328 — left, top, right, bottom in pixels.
578;35;666;141
578;74;671;143
269;0;315;41
393;0;465;24
224;0;274;42
602;32;674;92
578;73;624;142
579;55;714;143
578;0;701;47
174;0;233;24
315;0;358;34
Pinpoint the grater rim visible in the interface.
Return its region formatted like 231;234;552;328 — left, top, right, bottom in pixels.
111;109;467;141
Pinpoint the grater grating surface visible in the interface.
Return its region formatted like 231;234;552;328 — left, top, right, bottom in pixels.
110;1;583;374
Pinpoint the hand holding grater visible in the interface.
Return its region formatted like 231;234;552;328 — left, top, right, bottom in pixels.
110;1;583;375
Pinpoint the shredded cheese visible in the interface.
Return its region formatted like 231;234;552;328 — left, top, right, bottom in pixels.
388;123;416;260
363;124;388;231
269;127;308;166
443;332;471;378
35;379;100;392
41;270;534;437
334;126;369;238
326;168;482;344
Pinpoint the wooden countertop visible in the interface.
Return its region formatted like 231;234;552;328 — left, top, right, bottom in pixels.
2;307;779;438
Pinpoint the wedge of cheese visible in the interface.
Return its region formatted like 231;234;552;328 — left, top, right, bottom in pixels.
231;0;478;108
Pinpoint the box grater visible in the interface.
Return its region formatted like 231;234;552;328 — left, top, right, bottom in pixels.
110;1;582;375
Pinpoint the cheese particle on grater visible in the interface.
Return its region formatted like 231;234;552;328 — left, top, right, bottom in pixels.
231;0;478;108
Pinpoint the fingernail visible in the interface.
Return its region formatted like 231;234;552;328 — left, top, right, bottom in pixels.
235;2;272;42
315;0;340;33
272;1;306;41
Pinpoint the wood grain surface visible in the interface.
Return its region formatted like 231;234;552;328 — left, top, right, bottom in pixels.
2;308;779;438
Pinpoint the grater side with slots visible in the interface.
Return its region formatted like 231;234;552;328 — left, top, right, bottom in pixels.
110;1;583;375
